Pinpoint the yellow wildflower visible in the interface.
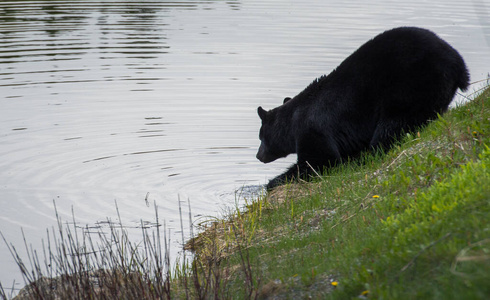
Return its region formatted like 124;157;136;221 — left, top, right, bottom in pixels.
331;281;338;287
372;195;380;198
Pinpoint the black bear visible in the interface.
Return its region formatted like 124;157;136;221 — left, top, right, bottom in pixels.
257;27;469;190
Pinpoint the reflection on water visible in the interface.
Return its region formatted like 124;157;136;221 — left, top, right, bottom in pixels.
1;0;489;291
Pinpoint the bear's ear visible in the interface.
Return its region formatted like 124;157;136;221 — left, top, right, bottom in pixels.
257;106;267;120
283;97;292;104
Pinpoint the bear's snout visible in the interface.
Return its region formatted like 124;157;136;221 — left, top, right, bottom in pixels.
256;147;266;163
256;152;262;161
256;144;277;163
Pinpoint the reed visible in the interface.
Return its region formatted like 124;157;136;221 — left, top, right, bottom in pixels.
1;200;174;299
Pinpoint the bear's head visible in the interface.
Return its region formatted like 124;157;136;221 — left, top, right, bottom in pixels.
256;106;292;163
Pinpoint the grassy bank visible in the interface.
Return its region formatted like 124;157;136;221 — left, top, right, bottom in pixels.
1;86;489;300
187;86;490;299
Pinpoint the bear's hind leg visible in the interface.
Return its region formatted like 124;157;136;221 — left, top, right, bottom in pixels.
369;119;409;151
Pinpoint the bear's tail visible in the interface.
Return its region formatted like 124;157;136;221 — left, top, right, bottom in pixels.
455;57;470;92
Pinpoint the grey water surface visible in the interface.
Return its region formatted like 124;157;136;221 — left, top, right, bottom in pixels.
1;0;489;291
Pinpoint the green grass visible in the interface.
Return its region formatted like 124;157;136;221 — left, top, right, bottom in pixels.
208;86;490;299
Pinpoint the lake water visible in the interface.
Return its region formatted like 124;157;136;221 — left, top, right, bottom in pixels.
1;0;489;291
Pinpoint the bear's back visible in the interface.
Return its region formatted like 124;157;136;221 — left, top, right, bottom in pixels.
288;27;468;155
327;27;468;118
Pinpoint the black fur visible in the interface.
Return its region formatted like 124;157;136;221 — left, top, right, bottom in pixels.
257;27;470;190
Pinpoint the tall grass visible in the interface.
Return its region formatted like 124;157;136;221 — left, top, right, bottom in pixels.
1;200;173;299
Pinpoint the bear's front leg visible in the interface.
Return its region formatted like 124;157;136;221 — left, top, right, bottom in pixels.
267;163;303;190
266;132;341;190
266;160;323;190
